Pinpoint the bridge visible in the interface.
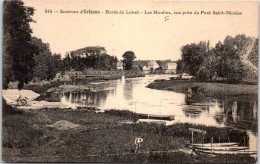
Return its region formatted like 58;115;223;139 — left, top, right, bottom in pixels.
54;70;145;82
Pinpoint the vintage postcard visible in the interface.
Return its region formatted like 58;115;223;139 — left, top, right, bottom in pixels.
2;0;259;163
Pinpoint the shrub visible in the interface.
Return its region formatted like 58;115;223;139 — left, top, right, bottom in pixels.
197;66;211;81
2;98;23;116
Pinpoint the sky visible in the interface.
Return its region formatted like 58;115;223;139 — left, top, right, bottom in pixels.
24;0;258;61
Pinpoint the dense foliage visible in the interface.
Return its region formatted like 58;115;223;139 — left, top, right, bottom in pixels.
2;0;120;87
64;47;118;71
32;37;63;81
177;34;258;83
3;0;35;89
32;45;120;80
122;51;136;70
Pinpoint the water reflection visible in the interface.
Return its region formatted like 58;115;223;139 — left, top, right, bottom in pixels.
50;75;257;151
55;75;257;131
60;90;109;107
214;99;258;130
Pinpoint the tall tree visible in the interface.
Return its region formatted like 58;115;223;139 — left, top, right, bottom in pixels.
197;50;217;81
180;41;207;76
3;0;35;89
32;38;62;80
248;38;258;67
214;35;257;83
51;53;63;76
33;53;50;80
178;34;258;83
176;59;185;74
63;53;72;71
32;37;51;80
122;51;136;70
66;46;118;71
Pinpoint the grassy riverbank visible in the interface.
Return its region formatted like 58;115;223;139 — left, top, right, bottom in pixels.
2;102;256;163
24;81;60;94
147;79;258;100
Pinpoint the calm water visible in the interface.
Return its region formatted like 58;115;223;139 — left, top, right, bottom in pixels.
50;75;258;151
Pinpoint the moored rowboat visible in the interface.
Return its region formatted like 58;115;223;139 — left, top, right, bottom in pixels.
190;145;249;151
188;142;256;155
196;149;257;155
137;113;174;121
189;142;239;147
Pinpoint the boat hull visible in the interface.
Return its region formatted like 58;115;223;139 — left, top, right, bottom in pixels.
137;113;174;121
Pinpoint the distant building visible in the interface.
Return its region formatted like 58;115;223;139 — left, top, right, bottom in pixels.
116;61;123;70
142;66;149;71
54;72;71;82
142;66;150;74
147;61;159;70
166;62;177;74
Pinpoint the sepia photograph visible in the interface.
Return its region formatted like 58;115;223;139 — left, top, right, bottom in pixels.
2;0;259;163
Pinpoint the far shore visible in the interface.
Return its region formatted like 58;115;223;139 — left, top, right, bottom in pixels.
147;79;258;100
20;75;258;102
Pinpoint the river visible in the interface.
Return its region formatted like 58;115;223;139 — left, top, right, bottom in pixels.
48;75;258;151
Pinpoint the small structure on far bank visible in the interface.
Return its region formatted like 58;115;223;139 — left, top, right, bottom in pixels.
148;60;160;70
54;70;84;82
142;66;150;74
139;60;178;74
116;61;123;70
165;62;177;74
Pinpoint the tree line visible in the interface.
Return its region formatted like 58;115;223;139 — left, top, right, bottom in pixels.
63;46;119;72
177;34;258;83
3;0;137;89
5;0;176;90
8;33;121;84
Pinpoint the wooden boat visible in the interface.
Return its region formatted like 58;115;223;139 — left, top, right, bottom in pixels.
188;142;256;155
196;149;257;155
187;128;257;156
137;113;174;121
184;108;202;114
190;145;249;151
3;89;40;106
138;119;166;125
190;142;239;147
183;106;204;115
